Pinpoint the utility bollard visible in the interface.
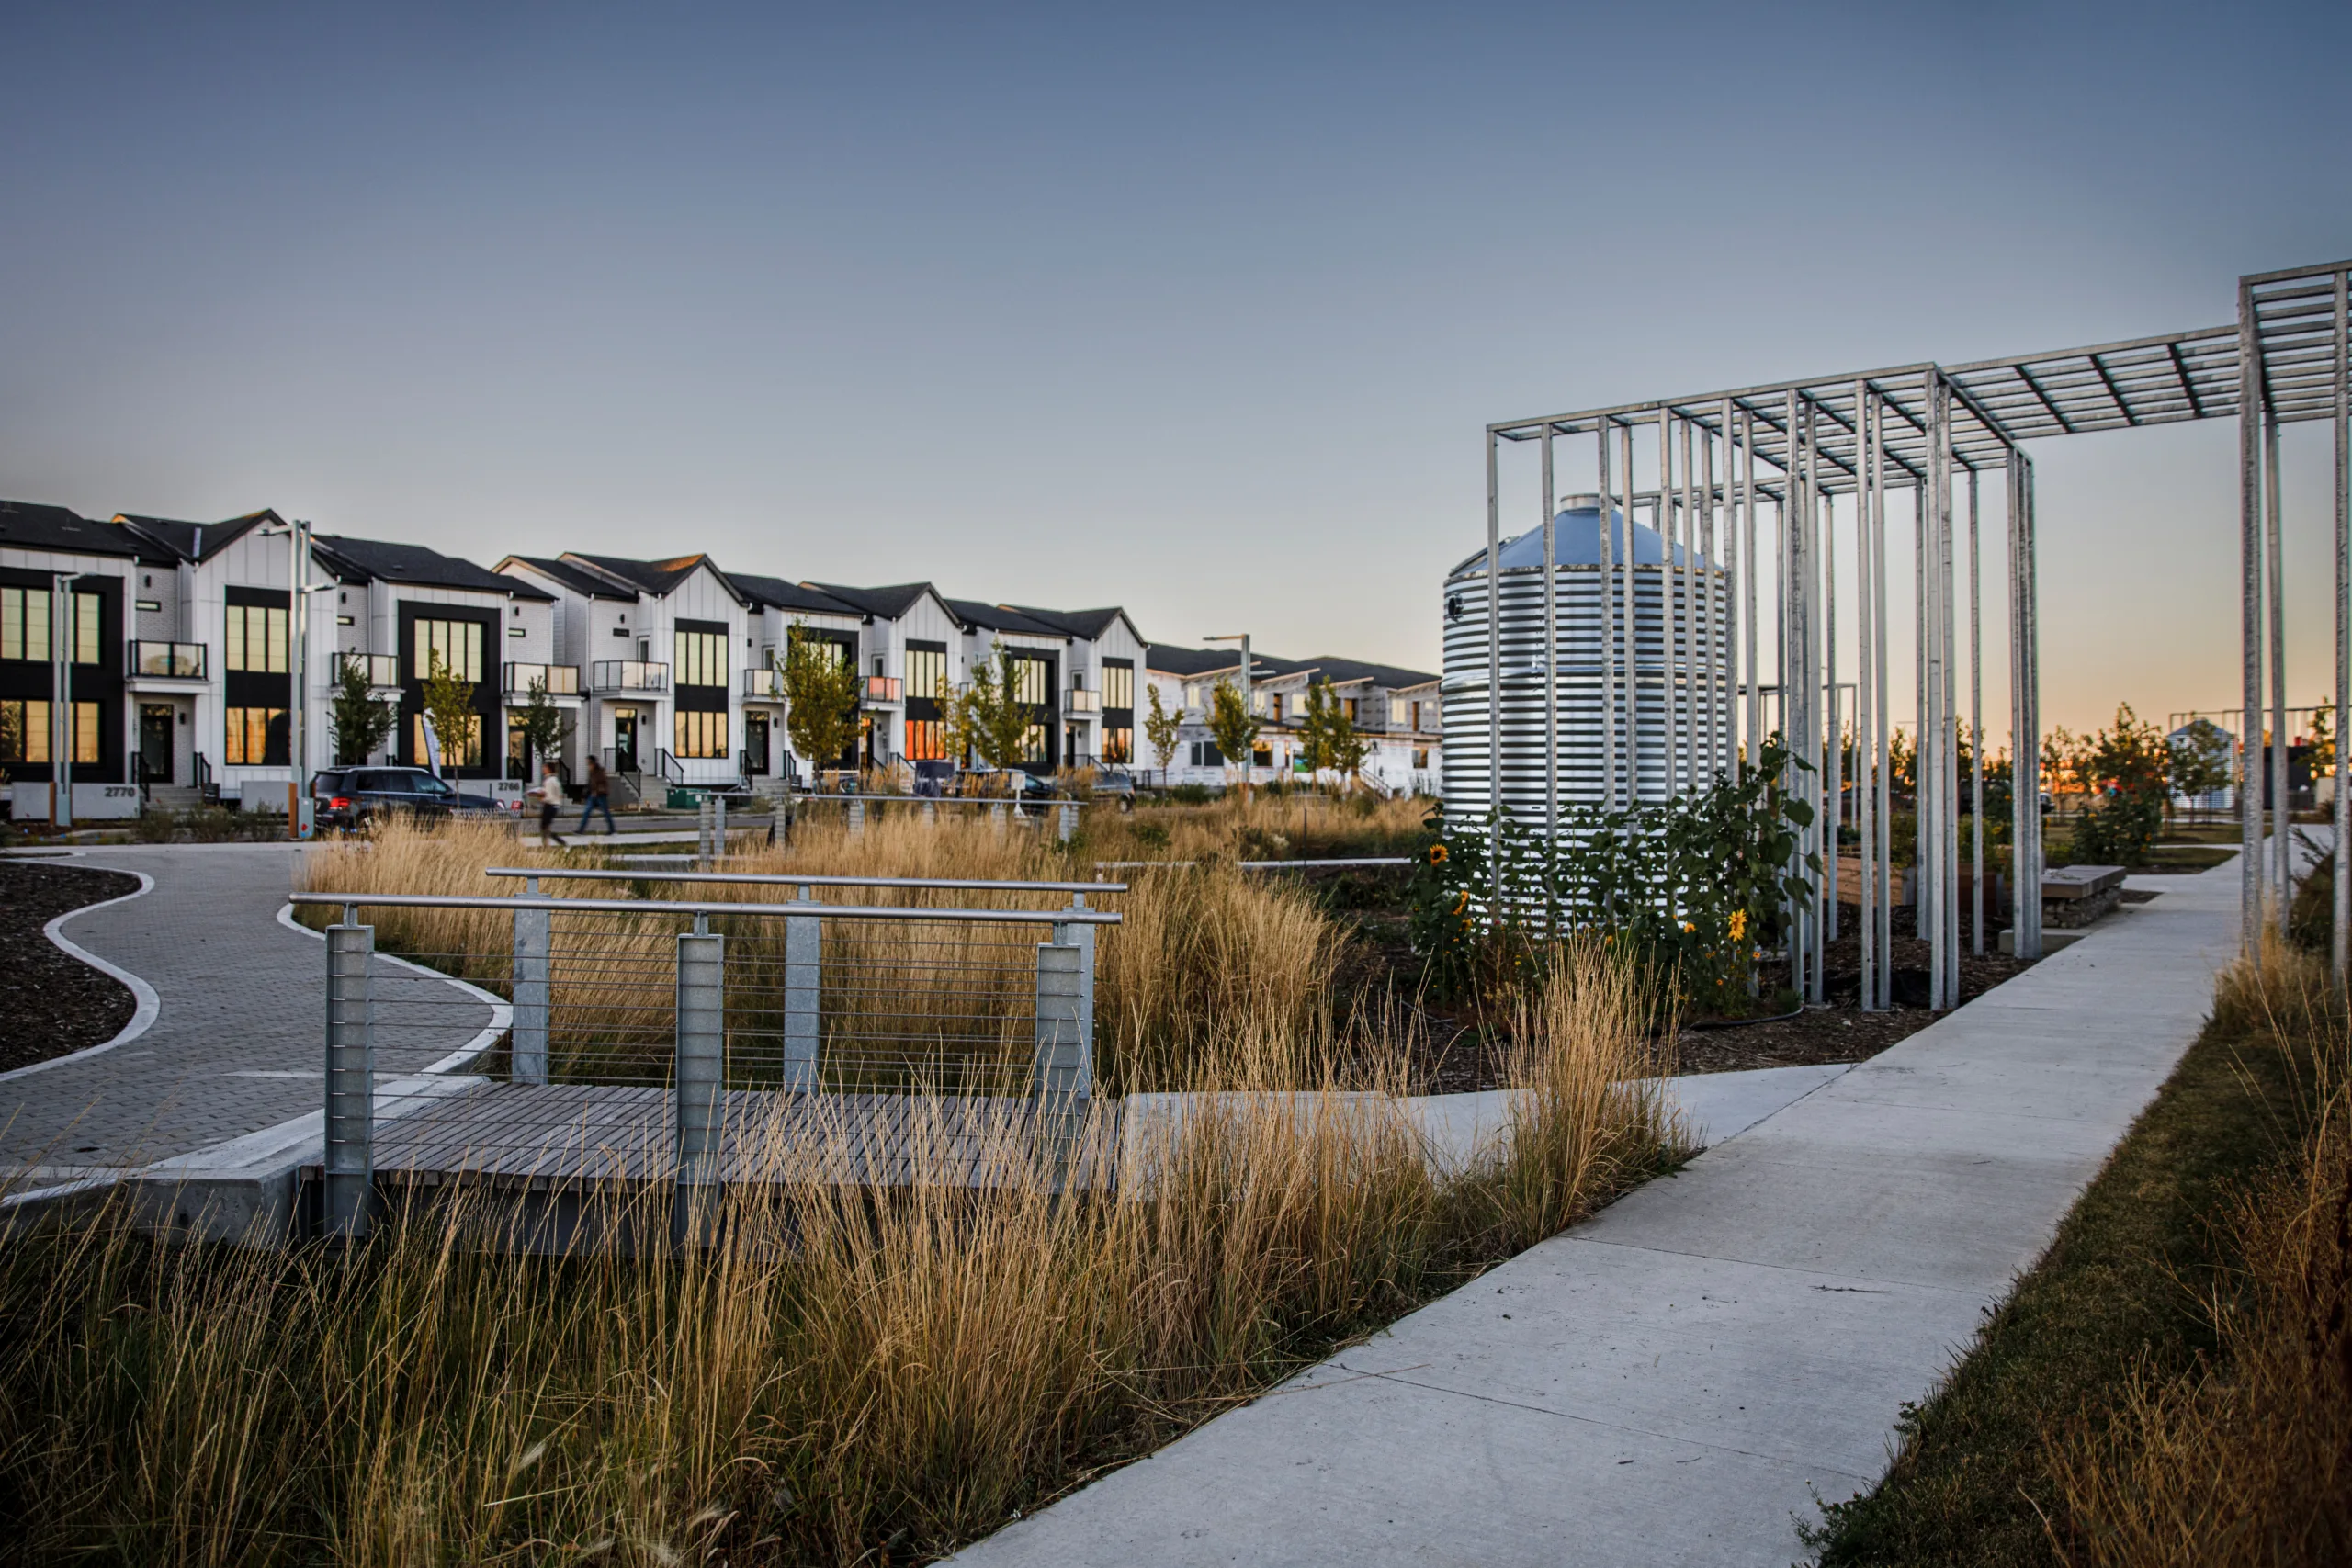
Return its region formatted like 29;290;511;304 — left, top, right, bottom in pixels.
672;919;726;1250
1057;801;1079;843
782;886;820;1091
511;885;550;1086
323;917;377;1239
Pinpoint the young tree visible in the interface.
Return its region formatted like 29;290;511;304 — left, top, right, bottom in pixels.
510;676;573;779
780;621;861;784
1143;682;1181;785
326;658;398;767
1327;701;1371;791
1206;679;1261;795
953;641;1037;779
420;652;480;775
1298;680;1340;784
2166;716;2233;820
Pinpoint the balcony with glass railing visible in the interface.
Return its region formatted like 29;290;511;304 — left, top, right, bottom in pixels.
589;660;670;693
127;640;207;680
742;666;785;700
503;661;582;696
332;651;399;688
1062;687;1102;715
863;675;902;705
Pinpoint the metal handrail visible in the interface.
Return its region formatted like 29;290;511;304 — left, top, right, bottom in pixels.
1093;856;1413;872
288;891;1121;924
483;866;1126;894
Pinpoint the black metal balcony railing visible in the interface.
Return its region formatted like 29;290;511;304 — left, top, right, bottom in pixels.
590;660;670;693
128;640;206;679
335;651;399;687
742;667;784;699
504;661;582;696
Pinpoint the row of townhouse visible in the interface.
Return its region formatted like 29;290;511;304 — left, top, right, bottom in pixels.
0;498;1154;808
1142;648;1443;795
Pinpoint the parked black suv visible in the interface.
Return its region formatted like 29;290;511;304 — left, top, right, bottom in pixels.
313;767;512;831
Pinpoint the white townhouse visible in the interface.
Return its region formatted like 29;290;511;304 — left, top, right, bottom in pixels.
495;552;755;793
1142;646;1442;795
944;599;1148;772
797;582;971;773
113;513;557;805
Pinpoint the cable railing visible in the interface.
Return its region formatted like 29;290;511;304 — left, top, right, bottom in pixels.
288;882;1120;1240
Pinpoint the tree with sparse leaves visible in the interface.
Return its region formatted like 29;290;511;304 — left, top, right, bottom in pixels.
1207;680;1261;795
327;659;399;767
510;677;573;780
420;652;480;774
781;621;861;783
1144;682;1180;784
952;642;1036;778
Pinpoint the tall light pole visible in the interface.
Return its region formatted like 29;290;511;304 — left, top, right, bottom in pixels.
50;571;82;829
1204;631;1251;793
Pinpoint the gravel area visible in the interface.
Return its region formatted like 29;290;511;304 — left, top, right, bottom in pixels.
0;859;141;1073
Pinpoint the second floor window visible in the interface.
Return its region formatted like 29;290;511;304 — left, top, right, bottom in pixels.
1;588;100;664
1102;660;1134;709
906;644;948;700
1012;656;1047;706
227;604;290;673
412;618;483;682
675;629;726;688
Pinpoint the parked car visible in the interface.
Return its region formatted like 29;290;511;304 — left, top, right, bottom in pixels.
312;767;514;831
1092;767;1137;810
952;767;1059;811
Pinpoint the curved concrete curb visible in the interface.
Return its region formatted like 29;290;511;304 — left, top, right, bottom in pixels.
0;867;160;1087
274;902;513;1071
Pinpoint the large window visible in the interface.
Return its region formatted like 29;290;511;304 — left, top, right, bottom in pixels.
675;628;727;688
409;713;481;768
1011;655;1048;705
675;709;729;759
226;707;289;766
906;643;948;700
0;700;98;763
1102;659;1133;710
226;603;290;673
1104;728;1133;764
904;718;947;761
412;618;483;682
5;589;102;664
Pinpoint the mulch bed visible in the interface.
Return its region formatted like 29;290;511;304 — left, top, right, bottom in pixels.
0;859;141;1073
1335;900;2049;1092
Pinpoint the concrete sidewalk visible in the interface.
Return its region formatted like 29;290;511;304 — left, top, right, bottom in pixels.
953;863;2237;1567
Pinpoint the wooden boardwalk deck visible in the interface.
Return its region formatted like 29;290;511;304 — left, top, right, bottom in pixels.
370;1082;1119;1192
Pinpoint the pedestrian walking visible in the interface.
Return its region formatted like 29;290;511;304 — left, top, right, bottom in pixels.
527;761;567;845
578;757;617;835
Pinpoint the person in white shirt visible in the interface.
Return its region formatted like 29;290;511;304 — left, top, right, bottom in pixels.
527;762;567;845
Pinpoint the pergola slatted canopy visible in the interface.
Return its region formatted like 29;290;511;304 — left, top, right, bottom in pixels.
1466;257;2351;1010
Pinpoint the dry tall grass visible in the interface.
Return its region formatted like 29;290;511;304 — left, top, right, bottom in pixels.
0;933;1678;1565
2043;933;2352;1566
301;814;1352;1092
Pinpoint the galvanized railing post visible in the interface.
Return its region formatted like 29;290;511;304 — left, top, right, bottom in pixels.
1058;801;1079;843
846;796;866;837
990;800;1008;831
1035;904;1093;1101
922;798;937;826
672;915;725;1249
783;885;820;1092
512;875;549;1085
323;915;376;1239
714;793;728;861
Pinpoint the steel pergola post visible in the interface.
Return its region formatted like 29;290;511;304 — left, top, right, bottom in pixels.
1486;427;1502;909
1542;424;1557;839
2241;276;2267;950
1969;465;1985;957
2267;409;2290;926
1857;381;1879;1010
2336;265;2351;981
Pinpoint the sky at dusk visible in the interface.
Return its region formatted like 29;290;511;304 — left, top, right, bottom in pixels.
4;1;2348;741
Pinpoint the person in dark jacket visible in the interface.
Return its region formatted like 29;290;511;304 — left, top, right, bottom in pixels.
577;758;616;835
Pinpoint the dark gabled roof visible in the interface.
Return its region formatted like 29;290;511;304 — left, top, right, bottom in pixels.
805;581;936;621
0;501;153;562
944;598;1074;639
1004;604;1139;642
1290;655;1441;691
112;508;282;564
312;535;550;599
500;555;637;601
1145;646;1308;681
562;552;744;603
731;574;862;617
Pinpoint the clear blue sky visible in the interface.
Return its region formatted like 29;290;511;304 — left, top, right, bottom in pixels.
4;2;2346;736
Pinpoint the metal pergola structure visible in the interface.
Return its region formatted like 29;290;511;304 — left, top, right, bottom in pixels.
1477;257;2352;1009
